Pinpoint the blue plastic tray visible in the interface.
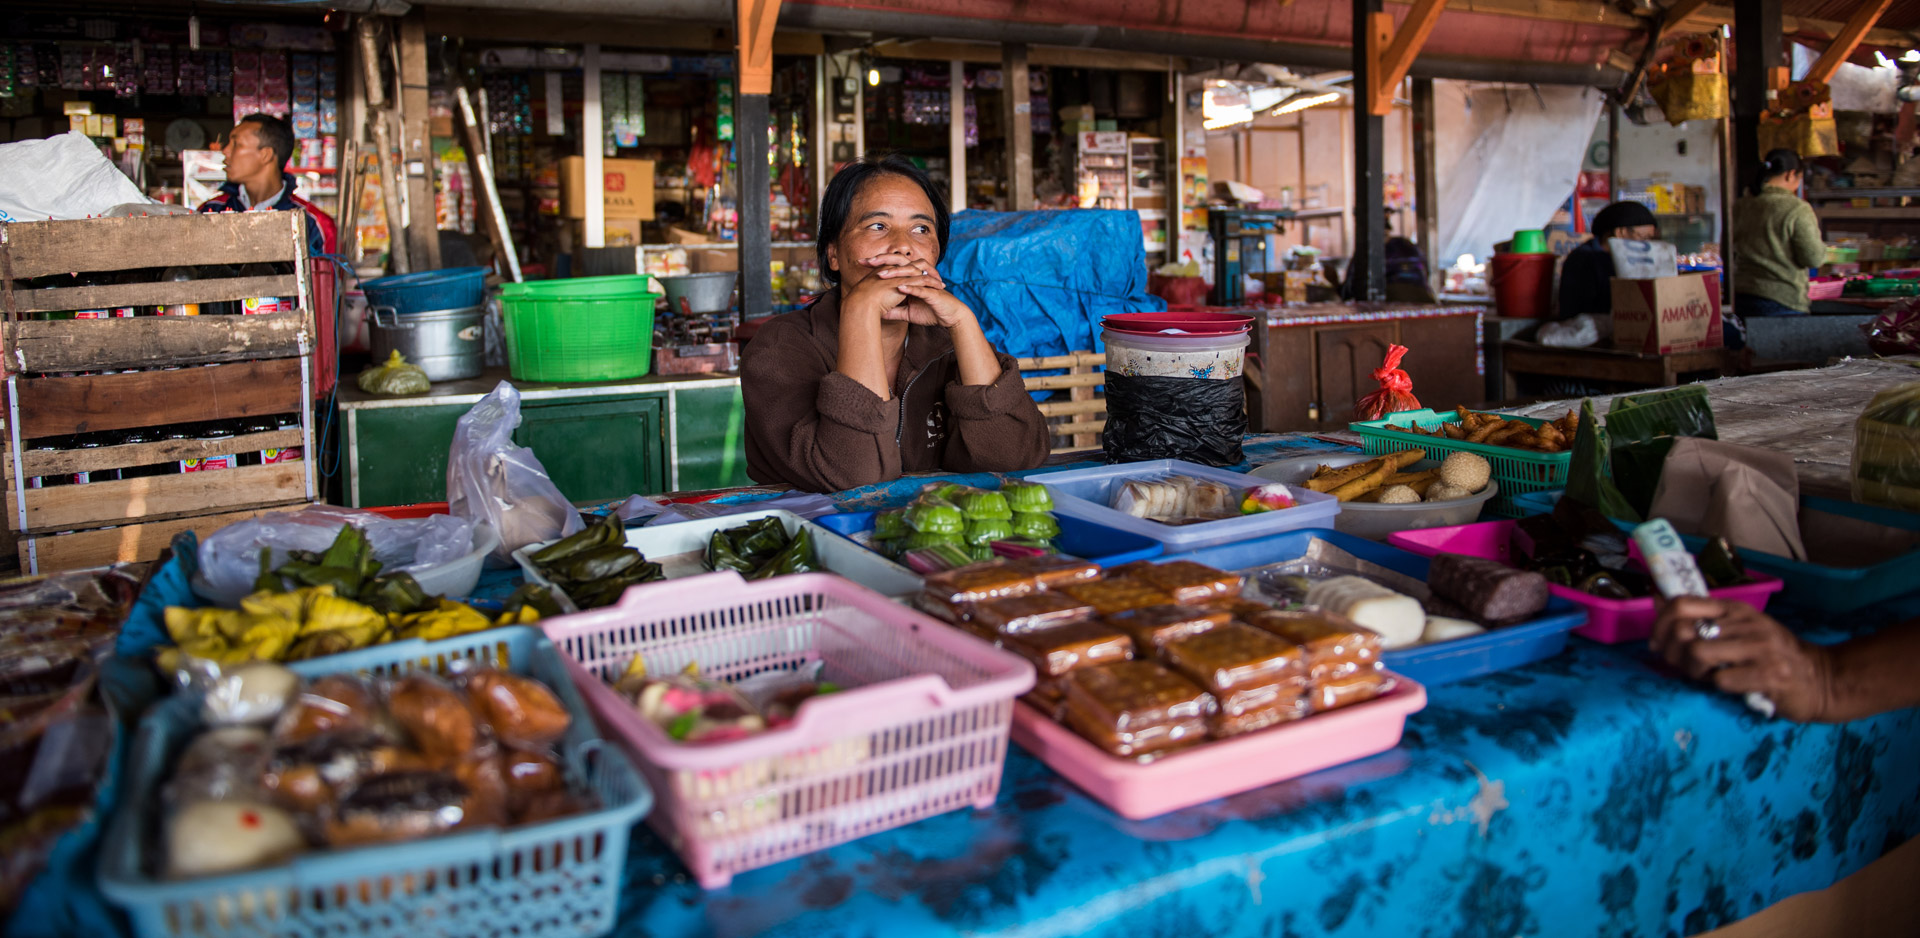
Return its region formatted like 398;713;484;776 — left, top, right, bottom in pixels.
1161;528;1588;687
98;627;653;938
1510;490;1920;614
1026;459;1341;551
814;510;1164;567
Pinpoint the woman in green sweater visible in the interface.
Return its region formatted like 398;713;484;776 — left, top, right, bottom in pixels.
1731;149;1827;329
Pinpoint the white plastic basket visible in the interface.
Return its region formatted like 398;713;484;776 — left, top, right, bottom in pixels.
539;571;1035;888
514;509;921;612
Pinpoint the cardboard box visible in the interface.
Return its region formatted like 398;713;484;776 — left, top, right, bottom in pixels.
561;156;655;220
1611;271;1723;354
573;217;645;248
687;249;738;273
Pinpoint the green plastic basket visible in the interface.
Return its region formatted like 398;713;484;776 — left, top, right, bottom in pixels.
1350;408;1573;517
500;276;659;382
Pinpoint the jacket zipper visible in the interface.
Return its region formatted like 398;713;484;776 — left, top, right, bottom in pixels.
896;350;955;445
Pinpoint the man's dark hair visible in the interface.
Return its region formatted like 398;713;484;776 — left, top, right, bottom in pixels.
240;112;297;171
816;152;950;285
1591;200;1656;239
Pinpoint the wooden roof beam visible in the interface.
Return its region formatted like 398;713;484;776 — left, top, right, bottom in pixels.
1806;0;1893;85
1675;5;1916;50
737;0;781;96
1370;0;1448;116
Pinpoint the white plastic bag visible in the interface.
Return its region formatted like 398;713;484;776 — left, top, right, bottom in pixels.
0;132;150;222
1538;313;1603;348
1609;239;1680;280
447;381;583;563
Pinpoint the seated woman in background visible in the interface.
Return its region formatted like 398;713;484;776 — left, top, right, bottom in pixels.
741;153;1051;494
1731;149;1825;322
1554;200;1660;320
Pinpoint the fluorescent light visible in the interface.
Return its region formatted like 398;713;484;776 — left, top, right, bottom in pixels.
1272;92;1341;116
1876;51;1894;68
1203;112;1252;130
1904;49;1920;62
867;68;880;86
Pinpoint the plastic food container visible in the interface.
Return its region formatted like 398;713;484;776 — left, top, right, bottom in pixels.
1102;328;1249;380
1251;452;1499;540
189;520;500;607
812;509;1163;568
1387;520;1784;643
1163;527;1588;686
1010;679;1425;820
539;572;1035;888
1028;459;1339;552
1348;409;1571;518
98;627;653;938
1510;490;1920;615
514;509;918;613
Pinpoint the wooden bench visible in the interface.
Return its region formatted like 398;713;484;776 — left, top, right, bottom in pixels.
1017;350;1106;455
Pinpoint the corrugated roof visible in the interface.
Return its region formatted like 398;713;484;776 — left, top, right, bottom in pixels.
1784;0;1920;35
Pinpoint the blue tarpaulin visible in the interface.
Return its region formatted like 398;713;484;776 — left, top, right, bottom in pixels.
937;210;1165;364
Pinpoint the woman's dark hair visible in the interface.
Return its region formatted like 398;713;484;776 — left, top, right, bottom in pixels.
1752;148;1803;195
816;152;950;285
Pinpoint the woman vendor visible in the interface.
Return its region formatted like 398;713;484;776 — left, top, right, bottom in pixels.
742;154;1051;493
1731;148;1826;330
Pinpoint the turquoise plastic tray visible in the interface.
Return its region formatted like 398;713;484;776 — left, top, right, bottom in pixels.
1350;409;1571;518
98;627;653;938
1512;490;1920;614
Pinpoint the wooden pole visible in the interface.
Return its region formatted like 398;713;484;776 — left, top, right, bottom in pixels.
737;0;781;318
1002;43;1033;211
949;59;966;212
357;19;408;274
455;86;522;282
1352;0;1388;301
1733;0;1782;188
1411;77;1439;292
397;11;439;270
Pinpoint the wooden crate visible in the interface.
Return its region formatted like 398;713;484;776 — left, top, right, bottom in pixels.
2;211;319;573
1018;350;1107;456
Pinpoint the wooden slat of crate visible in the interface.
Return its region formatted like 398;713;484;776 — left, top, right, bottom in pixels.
5;275;299;316
11;358;303;438
4;429;303;480
5;461;308;533
0;212;304;280
8;310;306;373
18;502;307;574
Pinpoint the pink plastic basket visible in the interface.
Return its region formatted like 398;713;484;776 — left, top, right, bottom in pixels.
1010;680;1427;820
539;571;1036;888
1387;520;1785;643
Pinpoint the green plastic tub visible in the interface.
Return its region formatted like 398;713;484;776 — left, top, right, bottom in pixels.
500;275;659;382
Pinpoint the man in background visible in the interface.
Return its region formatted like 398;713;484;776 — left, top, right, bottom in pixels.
197;112;335;258
1554;200;1659;319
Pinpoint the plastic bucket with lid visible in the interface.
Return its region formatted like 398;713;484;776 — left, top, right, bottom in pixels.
359;266;489;315
1102;327;1249;380
369;305;485;382
1489;252;1555;319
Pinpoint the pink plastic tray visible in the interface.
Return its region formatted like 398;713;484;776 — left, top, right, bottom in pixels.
540;571;1035;888
1009;680;1427;820
1387;520;1784;643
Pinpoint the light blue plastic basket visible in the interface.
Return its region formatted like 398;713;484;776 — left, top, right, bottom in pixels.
98;627;653;938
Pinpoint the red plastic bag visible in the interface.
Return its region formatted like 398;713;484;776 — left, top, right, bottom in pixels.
1355;344;1421;421
1864;298;1920;357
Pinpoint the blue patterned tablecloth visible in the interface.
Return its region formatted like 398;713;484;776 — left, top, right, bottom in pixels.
612;597;1920;938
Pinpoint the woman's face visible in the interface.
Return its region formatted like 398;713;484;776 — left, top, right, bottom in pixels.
828;174;939;290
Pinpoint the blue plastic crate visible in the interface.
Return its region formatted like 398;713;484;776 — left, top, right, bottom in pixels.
1026;459;1341;551
813;510;1164;567
98;627;653;938
1510;490;1920;614
1161;528;1587;687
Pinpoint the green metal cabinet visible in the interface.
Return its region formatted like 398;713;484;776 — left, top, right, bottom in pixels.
341;371;749;508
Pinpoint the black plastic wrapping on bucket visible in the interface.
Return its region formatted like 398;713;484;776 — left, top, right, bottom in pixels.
1103;373;1246;466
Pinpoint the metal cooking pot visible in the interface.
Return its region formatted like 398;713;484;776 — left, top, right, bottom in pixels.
656;271;738;314
369;304;484;382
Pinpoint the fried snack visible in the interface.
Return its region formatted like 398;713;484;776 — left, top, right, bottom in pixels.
1243;609;1382;669
1160;622;1306;694
467;670;571;749
1102;603;1230;649
1329;462;1391;502
1441;422;1468;440
1309;668;1396;713
1108;560;1243;604
1061;661;1214;757
275;675;379;745
322;770;470;847
1020;679;1069;721
1304;459;1383;493
1210;698;1310;738
922;560;1039;607
1002;620;1135;678
1061;660;1215;731
453;751;511;828
502;748;563;811
386;673;478;767
1383;469;1438;488
1060;578;1175;616
968;591;1096;634
1008;555;1103;589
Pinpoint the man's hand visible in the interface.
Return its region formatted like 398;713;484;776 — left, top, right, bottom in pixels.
1649;597;1835;722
